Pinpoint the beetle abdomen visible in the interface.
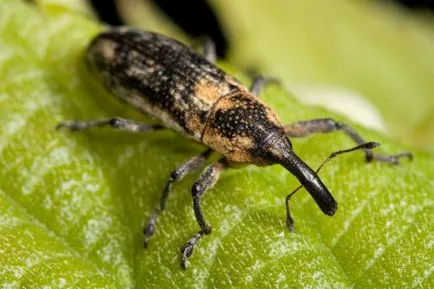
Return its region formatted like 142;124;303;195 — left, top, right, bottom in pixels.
86;27;246;140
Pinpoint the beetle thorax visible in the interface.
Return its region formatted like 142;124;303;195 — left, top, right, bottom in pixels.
201;92;284;164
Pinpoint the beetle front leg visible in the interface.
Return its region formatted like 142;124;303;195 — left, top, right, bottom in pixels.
57;117;164;133
181;159;227;269
192;159;227;233
284;118;412;164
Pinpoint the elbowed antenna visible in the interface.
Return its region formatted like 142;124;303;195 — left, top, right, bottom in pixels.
264;134;337;216
286;142;381;203
283;141;380;230
281;150;338;216
265;134;381;218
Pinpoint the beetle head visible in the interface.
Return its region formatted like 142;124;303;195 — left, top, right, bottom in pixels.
202;91;337;216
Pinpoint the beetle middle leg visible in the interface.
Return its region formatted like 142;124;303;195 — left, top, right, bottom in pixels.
144;148;213;247
201;36;217;63
56;117;164;133
192;36;216;63
181;158;227;269
249;75;280;96
284;118;412;164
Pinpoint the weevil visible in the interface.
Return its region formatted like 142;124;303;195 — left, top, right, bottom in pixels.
57;27;412;269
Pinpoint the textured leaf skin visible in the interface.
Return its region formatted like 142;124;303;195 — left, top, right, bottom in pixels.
0;1;433;288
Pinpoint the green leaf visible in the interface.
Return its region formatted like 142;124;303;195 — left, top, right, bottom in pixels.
1;1;433;288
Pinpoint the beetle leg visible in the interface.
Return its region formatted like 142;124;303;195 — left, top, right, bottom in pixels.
180;230;205;269
249;75;280;97
285;142;379;232
144;149;212;247
284;118;413;164
192;35;216;63
56;117;165;133
202;36;217;63
192;159;227;233
180;158;227;269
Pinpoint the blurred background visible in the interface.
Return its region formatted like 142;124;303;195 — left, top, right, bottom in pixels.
34;0;434;152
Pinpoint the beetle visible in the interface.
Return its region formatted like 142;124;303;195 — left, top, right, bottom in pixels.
57;27;412;269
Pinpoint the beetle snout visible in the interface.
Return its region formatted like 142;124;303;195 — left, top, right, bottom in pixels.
264;134;337;216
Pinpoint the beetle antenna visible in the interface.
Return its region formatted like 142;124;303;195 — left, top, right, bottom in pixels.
285;141;380;231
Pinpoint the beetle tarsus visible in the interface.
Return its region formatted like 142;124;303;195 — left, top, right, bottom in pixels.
180;231;204;269
143;210;159;248
367;151;413;165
